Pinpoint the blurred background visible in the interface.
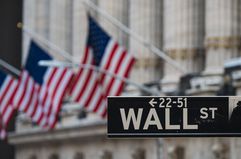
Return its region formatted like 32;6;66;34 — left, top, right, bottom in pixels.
1;0;241;159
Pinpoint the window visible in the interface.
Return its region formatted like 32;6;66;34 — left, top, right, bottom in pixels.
101;151;113;159
49;154;59;159
212;143;229;159
175;147;184;159
167;146;185;159
74;152;84;159
29;155;37;159
132;149;145;159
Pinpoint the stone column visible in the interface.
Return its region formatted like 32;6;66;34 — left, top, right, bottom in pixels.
22;0;36;63
162;0;205;94
231;138;241;159
184;1;239;152
187;0;241;97
164;138;230;159
129;0;163;85
96;0;129;47
72;0;88;60
19;0;50;132
49;0;73;59
205;0;241;74
35;0;50;39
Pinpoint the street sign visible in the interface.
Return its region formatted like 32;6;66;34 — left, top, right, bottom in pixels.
107;96;241;137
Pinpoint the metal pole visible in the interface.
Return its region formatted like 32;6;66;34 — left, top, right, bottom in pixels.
18;23;74;62
18;24;161;95
0;59;21;76
39;60;161;95
82;0;185;73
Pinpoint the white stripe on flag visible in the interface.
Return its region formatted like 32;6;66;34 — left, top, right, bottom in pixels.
0;78;14;112
43;69;63;117
109;53;133;96
26;86;38;117
0;76;11;98
79;71;98;107
48;68;64;96
2;106;13;125
87;85;103;112
19;77;34;111
96;99;106;116
52;70;72;112
1;81;17;112
44;67;54;83
101;47;124;90
32;105;43;122
71;50;93;101
99;39;116;67
14;71;28;106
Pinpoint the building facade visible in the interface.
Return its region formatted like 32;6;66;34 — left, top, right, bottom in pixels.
9;0;241;159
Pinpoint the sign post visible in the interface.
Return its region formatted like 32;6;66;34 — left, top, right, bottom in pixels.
108;96;241;137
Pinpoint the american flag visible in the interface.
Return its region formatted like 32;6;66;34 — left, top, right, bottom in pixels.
14;41;73;128
0;70;17;139
70;16;135;117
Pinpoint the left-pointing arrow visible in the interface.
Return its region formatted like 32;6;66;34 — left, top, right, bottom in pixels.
149;98;157;107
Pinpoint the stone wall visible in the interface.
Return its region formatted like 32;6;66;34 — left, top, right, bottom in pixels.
129;0;162;84
205;0;241;74
162;0;205;93
10;122;159;159
18;1;241;159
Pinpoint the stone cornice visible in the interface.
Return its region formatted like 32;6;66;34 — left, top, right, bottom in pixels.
165;48;204;60
9;120;106;145
205;36;241;49
185;86;220;95
134;57;161;68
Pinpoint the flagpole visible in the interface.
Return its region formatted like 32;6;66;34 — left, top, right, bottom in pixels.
17;23;74;62
39;60;161;95
17;24;161;95
0;59;21;76
82;0;185;73
0;32;160;95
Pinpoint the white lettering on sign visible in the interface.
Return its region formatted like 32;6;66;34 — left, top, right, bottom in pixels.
165;108;180;130
143;108;162;130
120;108;199;130
200;107;218;119
183;108;198;129
120;108;143;130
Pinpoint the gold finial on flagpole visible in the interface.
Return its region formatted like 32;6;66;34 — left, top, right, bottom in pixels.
17;22;23;29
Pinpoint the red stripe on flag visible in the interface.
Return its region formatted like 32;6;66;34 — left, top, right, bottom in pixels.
23;82;36;112
46;68;57;87
17;74;30;108
102;108;107;118
3;106;15;127
50;69;72;129
30;94;39;118
4;80;18;127
105;50;126;95
0;79;14;105
115;57;135;96
69;47;89;94
76;67;94;102
99;43;118;84
93;94;105;113
84;80;100;107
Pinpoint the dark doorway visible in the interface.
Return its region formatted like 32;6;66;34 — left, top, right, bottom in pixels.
0;0;22;159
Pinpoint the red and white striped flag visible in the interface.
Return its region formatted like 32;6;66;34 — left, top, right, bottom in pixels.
14;41;73;129
0;70;18;139
70;16;135;117
70;48;107;116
